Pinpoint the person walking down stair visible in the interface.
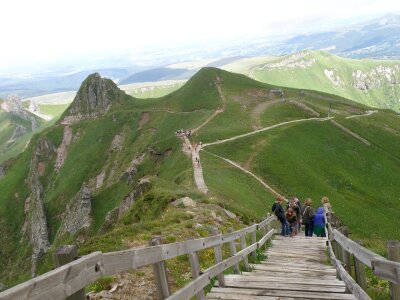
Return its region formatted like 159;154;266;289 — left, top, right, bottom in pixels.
285;208;298;237
302;198;314;237
272;196;290;236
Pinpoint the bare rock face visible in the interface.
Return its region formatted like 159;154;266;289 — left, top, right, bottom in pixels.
59;184;92;236
27;137;56;276
1;95;38;130
124;154;146;184
171;197;197;208
7;124;27;145
54;126;73;172
61;73;126;125
117;178;151;220
101;178;151;232
0;166;5;179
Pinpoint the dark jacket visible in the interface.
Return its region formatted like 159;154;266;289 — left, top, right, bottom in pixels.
286;212;297;224
272;202;285;222
313;207;325;226
301;205;314;224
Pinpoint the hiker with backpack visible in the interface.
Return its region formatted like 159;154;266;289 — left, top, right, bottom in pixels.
272;196;290;236
301;198;314;237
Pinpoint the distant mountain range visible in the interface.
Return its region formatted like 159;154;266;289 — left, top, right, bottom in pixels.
0;13;399;99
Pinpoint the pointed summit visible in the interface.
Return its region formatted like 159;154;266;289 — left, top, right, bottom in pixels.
61;73;126;124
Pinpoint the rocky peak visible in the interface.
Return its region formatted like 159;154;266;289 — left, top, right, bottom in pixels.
1;95;38;130
62;73;126;124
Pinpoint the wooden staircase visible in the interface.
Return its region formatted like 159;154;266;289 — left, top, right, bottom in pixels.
207;234;356;300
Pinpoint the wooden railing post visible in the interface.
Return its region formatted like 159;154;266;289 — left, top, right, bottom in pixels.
189;251;205;300
341;227;352;274
240;235;250;271
150;236;170;299
251;230;257;260
353;240;367;291
211;229;225;287
53;245;85;300
228;228;240;274
387;241;400;300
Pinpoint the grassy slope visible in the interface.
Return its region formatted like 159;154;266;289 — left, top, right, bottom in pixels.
247;50;400;111
1;68;400;297
0;109;48;164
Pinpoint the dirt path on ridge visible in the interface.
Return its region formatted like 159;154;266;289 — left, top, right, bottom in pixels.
202;149;286;200
191;83;226;134
202;117;333;148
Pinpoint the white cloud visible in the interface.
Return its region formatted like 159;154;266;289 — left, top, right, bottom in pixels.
0;0;399;72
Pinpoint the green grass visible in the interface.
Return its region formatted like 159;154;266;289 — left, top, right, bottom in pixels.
38;103;70;117
247;50;400;112
1;66;400;299
206;119;400;252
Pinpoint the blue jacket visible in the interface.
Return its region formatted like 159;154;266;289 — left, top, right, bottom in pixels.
313;207;325;226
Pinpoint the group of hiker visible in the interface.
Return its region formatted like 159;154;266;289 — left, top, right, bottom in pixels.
272;196;331;237
176;129;192;137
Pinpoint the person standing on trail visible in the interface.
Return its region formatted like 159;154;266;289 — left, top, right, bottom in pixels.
321;196;332;213
288;198;301;234
272;196;290;236
294;197;302;232
285;208;298;237
313;207;326;237
302;198;314;237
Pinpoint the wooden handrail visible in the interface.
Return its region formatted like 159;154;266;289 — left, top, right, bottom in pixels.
0;216;277;300
324;204;400;300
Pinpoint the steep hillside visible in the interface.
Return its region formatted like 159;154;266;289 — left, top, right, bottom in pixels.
0;96;45;164
246;50;400;112
0;68;399;299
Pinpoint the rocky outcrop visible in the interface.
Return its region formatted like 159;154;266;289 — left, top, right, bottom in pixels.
100;178;151;232
7;124;27;145
61;73;126;125
54;126;73;171
123;154;146;184
260;50;316;70
59;184;92;236
0;166;5;179
352;65;400;90
27;137;55;276
117;178;151;219
109;134;124;152
1;95;38;130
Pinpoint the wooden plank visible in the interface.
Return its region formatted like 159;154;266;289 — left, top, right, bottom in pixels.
387;241;400;299
165;243;257;300
228;229;240;274
372;259;400;285
253;265;337;275
240;236;250;271
221;280;347;293
257;215;276;230
248;270;338;280
328;241;371;300
53;245;85;300
207;293;296;300
211;229;225;288
224;274;346;286
150;236;170;299
257;229;274;248
333;229;380;268
189;252;205;300
260;261;336;270
209;287;356;300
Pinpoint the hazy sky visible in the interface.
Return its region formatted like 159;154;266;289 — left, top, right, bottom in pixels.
0;0;399;73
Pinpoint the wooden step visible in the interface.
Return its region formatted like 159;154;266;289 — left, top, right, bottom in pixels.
224;274;346;286
207;287;356;300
